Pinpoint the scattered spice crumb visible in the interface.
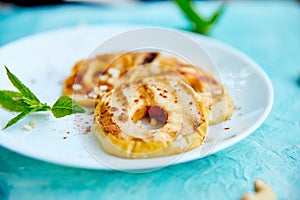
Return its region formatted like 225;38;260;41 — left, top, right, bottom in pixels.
118;113;128;122
58;80;64;85
236;106;241;110
63;136;67;140
84;126;91;134
224;127;230;130
111;107;118;112
66;131;70;134
72;84;82;91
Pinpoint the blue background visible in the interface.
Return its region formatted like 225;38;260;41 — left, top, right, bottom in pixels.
0;1;300;199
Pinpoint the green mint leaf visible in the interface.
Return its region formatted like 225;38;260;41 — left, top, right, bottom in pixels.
3;108;35;129
4;66;40;103
0;90;29;112
201;3;225;34
51;96;85;118
174;0;225;34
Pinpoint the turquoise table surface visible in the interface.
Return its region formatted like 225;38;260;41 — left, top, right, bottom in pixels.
0;1;300;200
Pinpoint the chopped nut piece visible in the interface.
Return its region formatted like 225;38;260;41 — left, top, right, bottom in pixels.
135;121;142;128
241;179;276;200
108;68;120;78
213;89;223;95
88;92;97;99
99;85;108;91
176;134;183;141
150;118;157;126
107;78;114;85
23;125;32;131
99;74;109;81
30;120;37;128
72;84;82;91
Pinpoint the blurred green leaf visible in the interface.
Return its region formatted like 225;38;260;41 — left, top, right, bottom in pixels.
174;0;225;35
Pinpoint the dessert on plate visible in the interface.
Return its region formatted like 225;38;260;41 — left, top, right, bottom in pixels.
63;52;234;158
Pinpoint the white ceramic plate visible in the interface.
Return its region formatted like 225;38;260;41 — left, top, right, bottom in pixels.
0;25;273;171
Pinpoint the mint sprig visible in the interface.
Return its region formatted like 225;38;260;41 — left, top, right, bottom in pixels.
0;66;85;129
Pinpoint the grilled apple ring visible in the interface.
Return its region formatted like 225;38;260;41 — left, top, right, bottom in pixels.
93;77;208;158
118;62;234;125
63;52;160;107
160;56;234;124
168;63;234;125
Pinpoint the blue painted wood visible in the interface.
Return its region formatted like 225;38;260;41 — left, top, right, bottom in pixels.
0;1;299;200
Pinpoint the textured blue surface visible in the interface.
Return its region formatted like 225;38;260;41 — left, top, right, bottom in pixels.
0;1;300;200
